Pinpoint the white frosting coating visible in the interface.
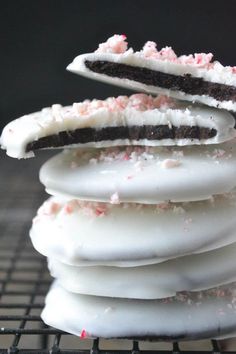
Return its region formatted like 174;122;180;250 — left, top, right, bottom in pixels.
1;95;235;159
48;241;236;299
41;281;236;339
30;194;236;266
67;52;236;111
39;142;236;203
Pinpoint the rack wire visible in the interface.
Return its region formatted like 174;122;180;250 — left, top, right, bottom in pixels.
0;151;236;353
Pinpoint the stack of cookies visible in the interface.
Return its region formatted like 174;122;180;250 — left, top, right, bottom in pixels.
2;35;236;340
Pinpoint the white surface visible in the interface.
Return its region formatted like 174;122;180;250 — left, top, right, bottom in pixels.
40;142;236;203
41;281;236;339
48;241;236;299
30;194;236;266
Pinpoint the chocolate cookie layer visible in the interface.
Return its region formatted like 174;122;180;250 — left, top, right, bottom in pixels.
26;125;216;152
85;60;236;102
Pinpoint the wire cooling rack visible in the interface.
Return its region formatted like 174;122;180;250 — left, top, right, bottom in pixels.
0;151;236;353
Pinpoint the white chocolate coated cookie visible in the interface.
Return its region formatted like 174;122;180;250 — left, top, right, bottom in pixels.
48;242;236;299
42;282;236;340
30;195;236;266
40;142;236;203
67;35;236;112
1;94;235;159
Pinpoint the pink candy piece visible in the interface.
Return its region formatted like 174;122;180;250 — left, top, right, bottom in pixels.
72;93;175;117
94;35;227;70
213;149;226;158
161;159;181;169
142;42;177;62
95;205;107;216
62;200;79;214
95;34;128;54
140;42;213;68
80;329;87;339
38;201;61;216
37;199;109;218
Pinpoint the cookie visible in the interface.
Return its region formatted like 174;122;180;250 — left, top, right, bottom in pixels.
39;142;236;203
41;281;236;340
1;94;235;159
30;194;236;266
48;241;236;299
67;35;236;112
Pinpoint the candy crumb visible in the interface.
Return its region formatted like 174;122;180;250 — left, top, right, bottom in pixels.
89;158;98;165
173;206;186;214
80;329;87;339
161;159;181;169
104;306;113;313
110;192;120;204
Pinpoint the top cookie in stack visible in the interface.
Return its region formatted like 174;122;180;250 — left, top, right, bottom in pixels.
68;34;236;111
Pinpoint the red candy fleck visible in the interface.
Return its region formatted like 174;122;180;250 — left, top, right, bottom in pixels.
80;329;87;339
123;153;130;161
95;208;105;216
64;204;73;214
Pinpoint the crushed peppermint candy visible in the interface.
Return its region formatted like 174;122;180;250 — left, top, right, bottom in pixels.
134;160;144;172
172;150;184;158
32;94;176;128
141;41;214;68
161;159;181;169
35;195;236;223
206;148;232;160
95;35;236;73
184;217;193;225
156;203;172;212
173;206;186;215
126;175;134;180
72;93;176;116
95;34;128;54
80;329;87;339
36;198;109;218
37;201;61;216
213;148;226;158
96;146;166;164
89;158;98;165
110;192;120;204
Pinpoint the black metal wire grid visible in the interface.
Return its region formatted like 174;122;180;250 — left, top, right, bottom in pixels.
0;152;236;353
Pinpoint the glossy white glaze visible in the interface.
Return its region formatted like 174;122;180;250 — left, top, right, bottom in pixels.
48;241;236;299
30;194;236;266
41;281;236;339
39;142;236;203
